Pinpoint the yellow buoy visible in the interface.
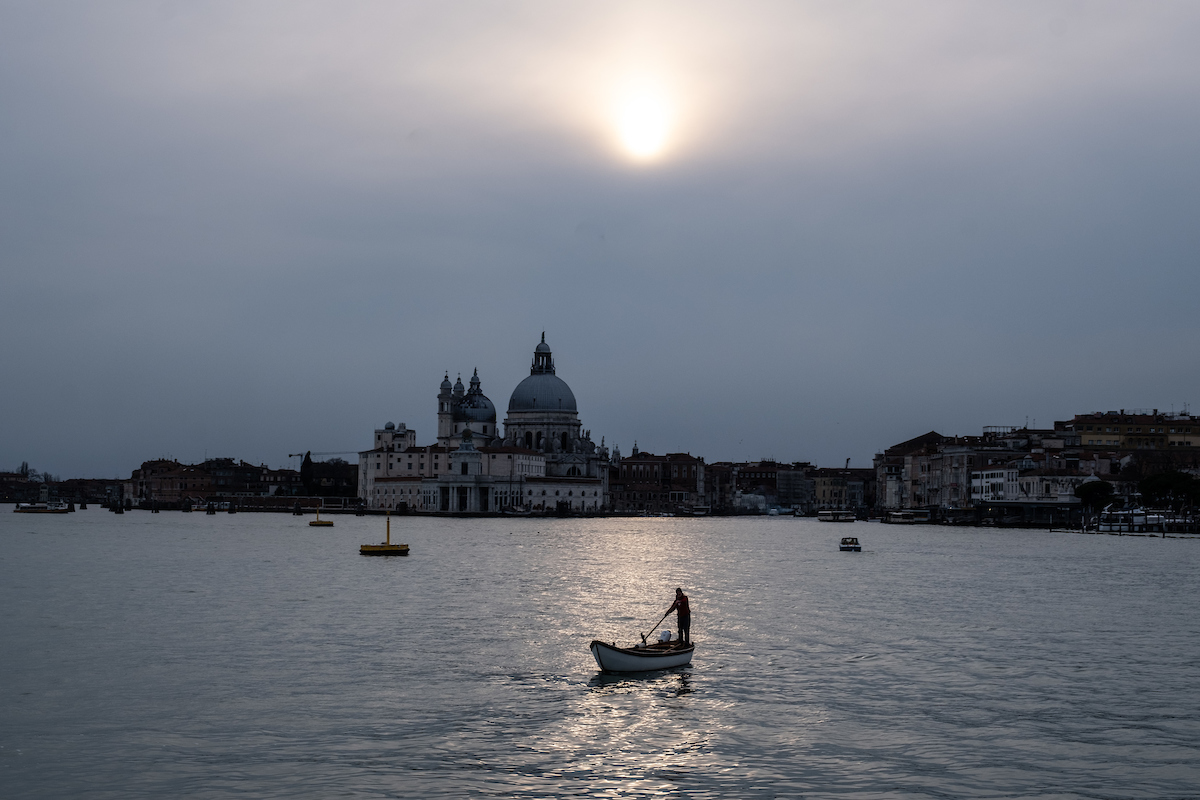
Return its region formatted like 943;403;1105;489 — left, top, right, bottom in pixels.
360;510;409;556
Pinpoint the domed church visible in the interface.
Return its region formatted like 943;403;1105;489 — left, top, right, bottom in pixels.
360;334;610;513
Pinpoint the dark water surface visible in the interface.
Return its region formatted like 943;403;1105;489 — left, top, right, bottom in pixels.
2;511;1198;798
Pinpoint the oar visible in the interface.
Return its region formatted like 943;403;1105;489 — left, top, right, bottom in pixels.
641;609;671;644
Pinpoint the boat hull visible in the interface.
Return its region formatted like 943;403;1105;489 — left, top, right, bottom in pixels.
14;504;69;514
589;640;694;672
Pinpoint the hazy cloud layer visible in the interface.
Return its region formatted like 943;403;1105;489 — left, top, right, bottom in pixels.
3;1;1199;477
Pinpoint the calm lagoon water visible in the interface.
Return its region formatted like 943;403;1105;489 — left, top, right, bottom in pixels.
2;510;1199;799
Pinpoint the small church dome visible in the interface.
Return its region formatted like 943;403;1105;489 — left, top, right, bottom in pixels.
455;393;497;422
453;368;497;423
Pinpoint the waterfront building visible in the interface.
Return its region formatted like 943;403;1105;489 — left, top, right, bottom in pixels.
0;471;31;501
702;462;737;512
734;461;780;499
871;419;1188;525
359;420;453;507
811;468;846;510
359;335;609;512
808;466;875;512
873;431;945;510
1057;410;1198;451
775;465;816;512
120;458;303;507
609;447;706;513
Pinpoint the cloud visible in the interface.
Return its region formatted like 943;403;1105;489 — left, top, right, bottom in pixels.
2;1;1199;476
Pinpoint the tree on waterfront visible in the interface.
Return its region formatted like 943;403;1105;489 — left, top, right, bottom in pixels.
300;451;315;495
1074;480;1114;511
1138;471;1200;510
14;461;54;483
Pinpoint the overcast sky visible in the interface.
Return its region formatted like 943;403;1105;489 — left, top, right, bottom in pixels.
3;1;1199;479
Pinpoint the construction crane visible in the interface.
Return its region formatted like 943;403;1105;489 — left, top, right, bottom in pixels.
288;451;360;459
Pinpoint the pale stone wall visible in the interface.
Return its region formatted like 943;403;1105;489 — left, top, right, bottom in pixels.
371;476;425;510
480;449;545;478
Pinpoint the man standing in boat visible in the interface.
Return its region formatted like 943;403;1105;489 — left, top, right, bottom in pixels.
667;588;691;644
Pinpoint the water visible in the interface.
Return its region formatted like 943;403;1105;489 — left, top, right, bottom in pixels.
2;511;1198;799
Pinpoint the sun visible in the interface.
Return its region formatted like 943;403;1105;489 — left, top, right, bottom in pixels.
616;91;671;161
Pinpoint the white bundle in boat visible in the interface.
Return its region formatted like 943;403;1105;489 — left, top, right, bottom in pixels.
659;630;672;642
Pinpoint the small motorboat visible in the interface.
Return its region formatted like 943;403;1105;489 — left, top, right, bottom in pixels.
839;537;861;552
589;638;695;673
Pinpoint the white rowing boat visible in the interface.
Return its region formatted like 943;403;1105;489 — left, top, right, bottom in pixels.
589;639;695;672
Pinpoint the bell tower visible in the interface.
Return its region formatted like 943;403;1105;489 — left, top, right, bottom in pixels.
437;373;453;443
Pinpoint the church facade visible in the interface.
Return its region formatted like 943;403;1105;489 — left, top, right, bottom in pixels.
358;335;610;513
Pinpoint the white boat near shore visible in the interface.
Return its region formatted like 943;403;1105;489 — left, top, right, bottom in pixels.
883;510;932;524
1095;507;1167;534
589;639;694;672
818;510;856;522
13;502;70;514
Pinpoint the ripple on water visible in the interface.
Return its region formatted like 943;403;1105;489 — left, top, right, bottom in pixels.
2;514;1199;798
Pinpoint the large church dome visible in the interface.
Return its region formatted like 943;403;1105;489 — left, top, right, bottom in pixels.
508;335;577;413
508;373;577;412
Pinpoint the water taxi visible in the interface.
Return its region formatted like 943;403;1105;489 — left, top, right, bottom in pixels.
839;537;862;552
13;502;70;514
818;510;856;522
